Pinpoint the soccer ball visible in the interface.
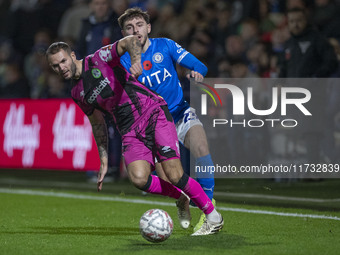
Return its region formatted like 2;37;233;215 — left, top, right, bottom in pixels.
139;209;173;243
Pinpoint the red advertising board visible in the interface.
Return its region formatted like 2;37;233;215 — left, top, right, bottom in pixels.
0;99;100;171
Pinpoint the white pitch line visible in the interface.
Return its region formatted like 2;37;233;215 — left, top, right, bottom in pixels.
2;178;340;203
214;191;340;203
0;188;340;221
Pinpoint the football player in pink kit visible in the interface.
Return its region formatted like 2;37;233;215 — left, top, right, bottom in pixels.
45;35;223;236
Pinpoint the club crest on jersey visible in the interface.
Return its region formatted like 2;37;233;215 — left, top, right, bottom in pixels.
99;47;112;62
152;52;163;63
91;68;101;79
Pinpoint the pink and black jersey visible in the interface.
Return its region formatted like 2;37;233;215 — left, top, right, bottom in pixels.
71;42;167;135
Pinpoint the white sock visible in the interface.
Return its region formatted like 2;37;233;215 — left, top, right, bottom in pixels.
206;209;221;223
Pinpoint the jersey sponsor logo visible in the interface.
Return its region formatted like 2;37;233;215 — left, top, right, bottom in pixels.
152;52;163;63
175;42;184;54
99;47;112;62
88;77;110;103
141;68;172;87
143;60;152;70
91;68;101;79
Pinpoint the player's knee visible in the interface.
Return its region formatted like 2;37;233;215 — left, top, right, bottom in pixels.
193;142;210;158
130;173;149;190
167;174;182;185
162;159;183;184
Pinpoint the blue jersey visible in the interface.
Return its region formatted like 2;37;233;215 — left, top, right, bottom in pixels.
120;38;207;123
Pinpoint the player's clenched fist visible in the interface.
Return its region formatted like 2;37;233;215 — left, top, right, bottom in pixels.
130;62;143;78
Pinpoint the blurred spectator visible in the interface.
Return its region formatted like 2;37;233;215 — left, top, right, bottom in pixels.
329;37;340;77
258;0;277;34
278;7;338;78
0;0;11;36
229;0;260;33
270;26;290;54
24;29;52;98
322;37;340;163
41;72;70;98
230;59;259;79
36;0;70;40
149;3;178;39
311;0;339;32
239;18;260;50
246;42;265;75
187;29;215;75
4;0;40;57
0;63;30;98
0;40;16;88
286;0;308;10
111;0;129;16
76;0;121;57
216;57;231;78
213;2;232;48
314;0;340;39
224;35;246;62
58;0;91;44
278;7;338;165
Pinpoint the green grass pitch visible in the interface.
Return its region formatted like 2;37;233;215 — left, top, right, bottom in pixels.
1;186;340;255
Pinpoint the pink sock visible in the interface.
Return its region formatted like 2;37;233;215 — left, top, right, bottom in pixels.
146;175;182;199
182;177;214;214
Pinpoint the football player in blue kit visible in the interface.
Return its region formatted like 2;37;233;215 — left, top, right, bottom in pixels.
118;7;216;233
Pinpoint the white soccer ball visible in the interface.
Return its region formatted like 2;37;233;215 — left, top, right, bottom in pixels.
139;209;173;243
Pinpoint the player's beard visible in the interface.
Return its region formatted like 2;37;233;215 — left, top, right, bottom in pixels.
70;60;77;79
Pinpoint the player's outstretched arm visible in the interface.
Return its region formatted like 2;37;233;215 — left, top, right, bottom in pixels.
87;109;108;191
117;35;143;78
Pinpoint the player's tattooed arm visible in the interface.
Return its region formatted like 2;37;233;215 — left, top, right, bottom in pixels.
88;110;108;159
117;35;143;77
87;109;108;191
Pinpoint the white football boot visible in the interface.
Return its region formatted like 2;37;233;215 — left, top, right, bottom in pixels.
192;213;224;236
176;193;191;229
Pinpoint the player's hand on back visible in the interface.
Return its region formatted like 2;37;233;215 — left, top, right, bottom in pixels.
186;71;204;82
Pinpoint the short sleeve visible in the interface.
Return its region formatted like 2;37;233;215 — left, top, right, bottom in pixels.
95;42;120;65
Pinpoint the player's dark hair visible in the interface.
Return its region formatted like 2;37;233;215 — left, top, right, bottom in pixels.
118;7;150;29
45;42;72;58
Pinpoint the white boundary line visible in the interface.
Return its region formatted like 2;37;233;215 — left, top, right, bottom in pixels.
0;188;340;221
214;191;340;203
2;178;340;203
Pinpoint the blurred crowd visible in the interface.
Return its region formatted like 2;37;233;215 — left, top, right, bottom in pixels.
0;0;339;99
